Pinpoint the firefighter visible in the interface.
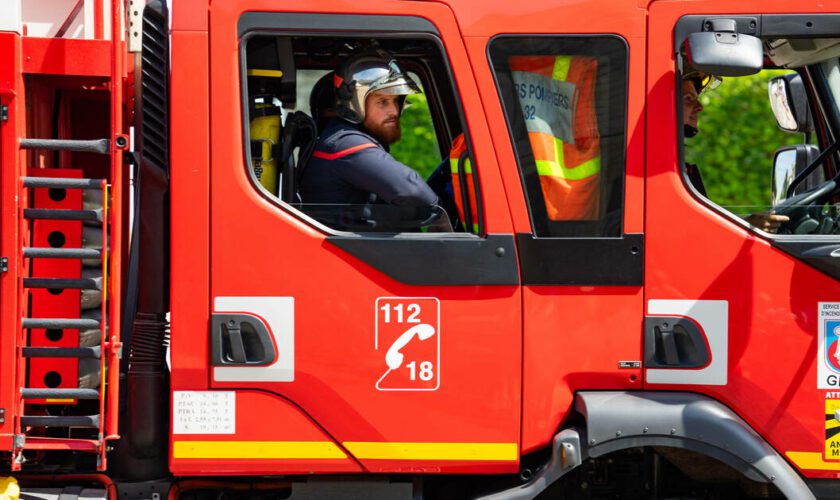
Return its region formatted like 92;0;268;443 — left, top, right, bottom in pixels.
310;71;336;131
682;72;789;233
299;50;439;209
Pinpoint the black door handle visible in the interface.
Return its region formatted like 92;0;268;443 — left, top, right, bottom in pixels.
644;317;710;369
211;313;276;366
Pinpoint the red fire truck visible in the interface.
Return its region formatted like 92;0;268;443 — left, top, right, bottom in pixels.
2;0;840;498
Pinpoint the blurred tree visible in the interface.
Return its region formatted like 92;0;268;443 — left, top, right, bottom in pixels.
685;69;804;215
391;93;442;180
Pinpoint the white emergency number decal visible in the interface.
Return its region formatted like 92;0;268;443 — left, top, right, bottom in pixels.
173;391;235;434
375;297;440;391
818;303;840;389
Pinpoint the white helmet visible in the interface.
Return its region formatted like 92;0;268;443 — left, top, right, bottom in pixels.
334;50;420;124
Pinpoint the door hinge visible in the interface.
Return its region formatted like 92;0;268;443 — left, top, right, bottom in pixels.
0;257;7;273
0;105;7;122
0;408;6;424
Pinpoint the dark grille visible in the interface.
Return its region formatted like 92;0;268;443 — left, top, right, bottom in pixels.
140;1;169;171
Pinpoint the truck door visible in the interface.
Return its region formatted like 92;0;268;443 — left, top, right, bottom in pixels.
467;4;647;453
200;0;521;474
647;1;840;476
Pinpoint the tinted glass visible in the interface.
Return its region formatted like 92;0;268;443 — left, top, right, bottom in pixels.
489;36;628;237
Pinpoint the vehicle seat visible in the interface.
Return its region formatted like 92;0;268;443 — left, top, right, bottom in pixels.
279;111;318;203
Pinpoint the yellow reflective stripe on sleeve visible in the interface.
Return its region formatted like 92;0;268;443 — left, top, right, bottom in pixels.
552;56;572;82
173;441;347;459
343;442;518;461
785;451;840;471
535;156;600;181
449;158;473;175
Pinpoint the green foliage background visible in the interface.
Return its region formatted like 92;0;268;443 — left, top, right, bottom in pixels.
390;93;441;180
392;70;808;211
685;69;804;214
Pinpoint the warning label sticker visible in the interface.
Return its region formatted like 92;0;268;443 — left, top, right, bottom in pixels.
818;303;840;389
826;399;840;460
173;391;235;434
375;297;440;391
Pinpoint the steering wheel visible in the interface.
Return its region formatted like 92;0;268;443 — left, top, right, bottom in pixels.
773;179;837;234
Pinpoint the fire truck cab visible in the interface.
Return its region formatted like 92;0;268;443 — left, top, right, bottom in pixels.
3;0;840;498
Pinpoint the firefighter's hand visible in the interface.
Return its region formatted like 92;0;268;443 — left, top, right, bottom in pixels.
745;211;789;233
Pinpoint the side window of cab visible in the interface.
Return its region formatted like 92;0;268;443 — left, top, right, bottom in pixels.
488;36;628;238
241;35;482;235
677;29;840;236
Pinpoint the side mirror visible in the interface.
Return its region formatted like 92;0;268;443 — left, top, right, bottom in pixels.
768;74;813;134
685;31;763;77
772;144;820;204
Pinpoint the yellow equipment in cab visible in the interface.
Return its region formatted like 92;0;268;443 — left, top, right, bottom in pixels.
248;68;284;195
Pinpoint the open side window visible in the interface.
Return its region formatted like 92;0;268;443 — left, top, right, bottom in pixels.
240;33;483;235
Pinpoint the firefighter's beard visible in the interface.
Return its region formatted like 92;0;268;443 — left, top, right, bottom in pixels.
364;117;402;146
684;124;699;138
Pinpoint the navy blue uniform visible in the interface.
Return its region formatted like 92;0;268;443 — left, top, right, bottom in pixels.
300;120;438;207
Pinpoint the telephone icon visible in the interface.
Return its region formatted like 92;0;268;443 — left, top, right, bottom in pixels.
385;323;436;370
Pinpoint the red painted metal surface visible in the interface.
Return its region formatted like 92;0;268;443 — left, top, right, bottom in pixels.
177;0;522;475
169;30;211;394
459;1;648;452
22;38;112;78
0;32;23;453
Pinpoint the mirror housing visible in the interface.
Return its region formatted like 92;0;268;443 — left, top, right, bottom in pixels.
685;31;763;77
772;144;820;204
768;74;813;134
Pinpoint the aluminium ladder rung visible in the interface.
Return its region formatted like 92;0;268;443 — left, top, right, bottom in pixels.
23;347;100;359
24;247;102;259
21;388;100;400
23;318;100;329
22;177;103;190
20;415;100;427
23;278;100;290
23;208;102;223
20;138;110;155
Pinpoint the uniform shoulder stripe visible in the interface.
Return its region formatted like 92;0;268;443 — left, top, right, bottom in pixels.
312;142;377;160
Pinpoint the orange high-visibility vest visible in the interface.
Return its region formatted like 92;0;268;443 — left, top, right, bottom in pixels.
509;55;601;220
449;134;479;233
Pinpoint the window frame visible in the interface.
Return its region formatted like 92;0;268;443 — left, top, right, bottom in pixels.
487;33;630;239
239;28;485;237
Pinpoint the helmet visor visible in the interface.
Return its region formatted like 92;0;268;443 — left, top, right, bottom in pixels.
368;60;421;96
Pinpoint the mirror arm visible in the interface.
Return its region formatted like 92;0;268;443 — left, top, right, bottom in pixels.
787;139;840;198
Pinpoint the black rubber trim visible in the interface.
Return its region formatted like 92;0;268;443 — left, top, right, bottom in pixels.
238;12;438;37
516;233;643;286
326;234;518;286
772;239;840;281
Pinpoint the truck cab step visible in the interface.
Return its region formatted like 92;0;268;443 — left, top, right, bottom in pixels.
23;208;103;223
21;388;99;400
23;347;100;359
23;318;100;329
24;247;103;259
21;415;100;427
23;277;101;290
20;138;110;155
22;177;104;189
